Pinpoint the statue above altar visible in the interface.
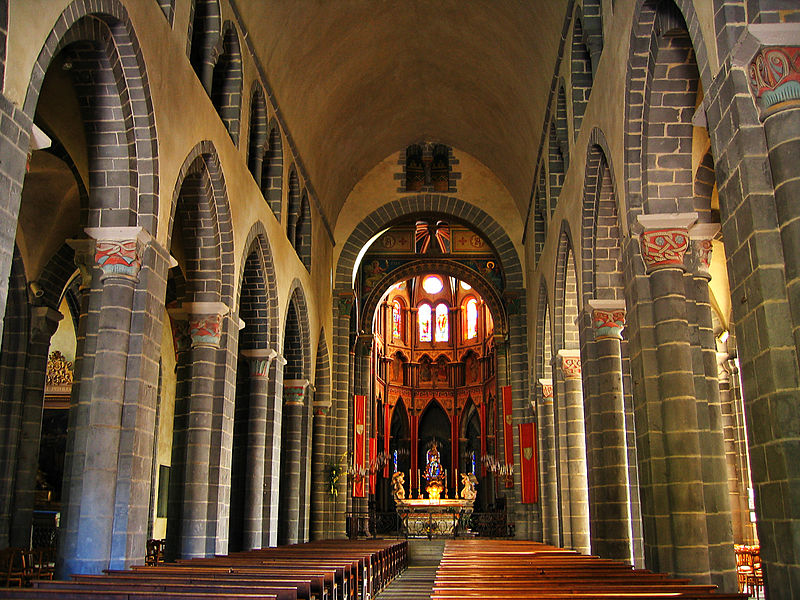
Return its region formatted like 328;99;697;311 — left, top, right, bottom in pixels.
423;442;445;500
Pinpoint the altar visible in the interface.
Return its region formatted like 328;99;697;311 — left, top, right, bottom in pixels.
392;442;477;538
395;497;474;538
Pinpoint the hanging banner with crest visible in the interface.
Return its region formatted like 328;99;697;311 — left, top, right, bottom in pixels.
518;422;539;503
353;394;366;497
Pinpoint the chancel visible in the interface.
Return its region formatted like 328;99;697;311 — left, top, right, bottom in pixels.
0;1;798;600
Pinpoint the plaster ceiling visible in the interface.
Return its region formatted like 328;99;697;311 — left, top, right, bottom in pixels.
237;0;568;228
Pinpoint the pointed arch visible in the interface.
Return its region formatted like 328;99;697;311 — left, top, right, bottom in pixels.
262;124;284;221
247;83;268;187
211;22;243;145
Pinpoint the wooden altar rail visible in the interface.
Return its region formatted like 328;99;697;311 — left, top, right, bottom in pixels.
0;540;406;600
431;540;748;600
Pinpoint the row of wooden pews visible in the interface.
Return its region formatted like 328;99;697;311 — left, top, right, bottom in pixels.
0;539;406;600
432;540;748;600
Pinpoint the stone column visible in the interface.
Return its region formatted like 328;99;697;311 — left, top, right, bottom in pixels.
538;379;559;546
585;300;632;562
281;378;309;544
65;227;150;575
688;225;736;589
310;397;330;540
167;301;229;559
263;354;286;547
638;213;715;583
240;348;276;550
9;307;62;547
557;350;590;554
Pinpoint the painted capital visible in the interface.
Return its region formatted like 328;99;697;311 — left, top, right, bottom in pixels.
688;223;720;279
637;213;697;273
183;301;229;348
557;350;582;379
749;46;800;113
538;378;553;400
167;307;191;354
85;226;151;281
284;378;310;405
587;299;626;340
241;348;278;378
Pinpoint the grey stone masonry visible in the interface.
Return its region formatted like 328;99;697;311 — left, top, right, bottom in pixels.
280;378;309;545
241;348;276;550
584;300;632;563
537;379;559;547
557;349;590;555
9;307;61;548
262;356;286;547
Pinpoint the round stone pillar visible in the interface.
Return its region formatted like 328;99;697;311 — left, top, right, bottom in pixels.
240;348;277;550
638;213;713;583
586;300;632;562
557;350;590;554
538;379;559;546
281;378;309;545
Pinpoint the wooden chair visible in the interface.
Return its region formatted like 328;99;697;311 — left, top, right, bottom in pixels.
145;539;165;566
734;545;753;593
746;546;763;599
0;548;26;587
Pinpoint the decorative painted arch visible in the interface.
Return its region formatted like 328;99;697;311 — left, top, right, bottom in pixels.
360;259;508;335
335;195;523;292
23;0;159;233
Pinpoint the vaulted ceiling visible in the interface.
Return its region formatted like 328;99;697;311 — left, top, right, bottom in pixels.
237;0;568;228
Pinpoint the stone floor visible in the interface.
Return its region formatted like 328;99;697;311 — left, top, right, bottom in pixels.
376;539;444;600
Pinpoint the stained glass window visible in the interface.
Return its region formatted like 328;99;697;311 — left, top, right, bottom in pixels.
419;304;431;342
392;300;402;339
435;303;449;342
422;275;443;294
466;298;478;339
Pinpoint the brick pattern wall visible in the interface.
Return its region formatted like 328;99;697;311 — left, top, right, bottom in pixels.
210;23;242;146
571;16;593;141
247;85;268;188
189;0;220;92
262;125;284;221
156;0;175;25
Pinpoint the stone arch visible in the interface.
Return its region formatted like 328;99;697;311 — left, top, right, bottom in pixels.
188;0;221;92
286;169;301;245
296;190;312;272
534;165;548;265
211;21;243;145
360;259;507;336
554;222;580;353
556;82;570;170
23;0;159;233
282;281;312;380
166;141;235;305
236;225;279;352
624;0;713;214
247;83;268;187
262;122;284;221
580;140;624;302
548;122;565;217
571;14;593;140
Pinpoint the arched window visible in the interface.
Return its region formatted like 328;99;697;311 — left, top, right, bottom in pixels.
466;298;478;340
392;300;402;339
419;304;432;342
435;303;449;342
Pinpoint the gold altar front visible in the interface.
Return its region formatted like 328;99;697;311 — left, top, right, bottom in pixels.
395;498;473;538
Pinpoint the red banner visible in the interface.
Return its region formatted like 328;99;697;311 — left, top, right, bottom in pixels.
518;422;539;503
502;386;513;468
368;437;377;494
353;394;365;497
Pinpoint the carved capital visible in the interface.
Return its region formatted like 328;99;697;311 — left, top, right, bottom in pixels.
749;46;800;114
182;301;229;348
557;350;582;379
167;307;191;354
85;226;151;281
688;223;721;279
241;348;278;378
538;378;553;400
30;306;63;343
587;299;626;340
67;238;97;290
637;213;697;273
284;378;310;405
